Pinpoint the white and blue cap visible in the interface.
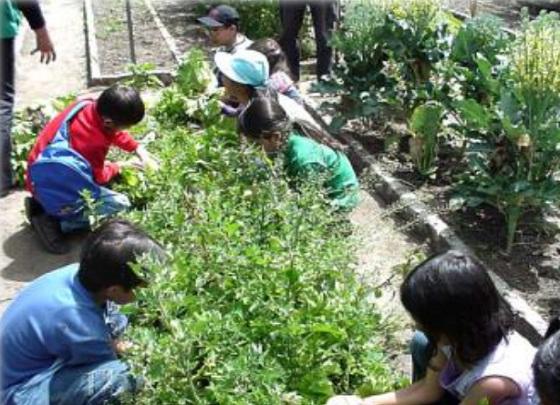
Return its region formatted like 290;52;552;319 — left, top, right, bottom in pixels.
214;50;270;88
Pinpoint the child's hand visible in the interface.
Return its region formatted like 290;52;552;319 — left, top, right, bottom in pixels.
118;160;144;171
135;146;160;172
325;396;363;405
141;155;160;172
111;339;134;355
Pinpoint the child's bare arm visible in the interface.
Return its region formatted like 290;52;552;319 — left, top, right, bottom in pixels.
328;348;447;405
459;377;520;405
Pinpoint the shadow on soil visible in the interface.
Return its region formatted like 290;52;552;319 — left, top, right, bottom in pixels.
1;226;84;283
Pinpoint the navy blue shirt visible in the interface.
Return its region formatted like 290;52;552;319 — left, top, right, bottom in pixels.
0;264;117;401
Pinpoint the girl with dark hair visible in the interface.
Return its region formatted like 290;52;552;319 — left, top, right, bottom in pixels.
327;251;537;405
239;95;359;211
215;49;346;151
249;38;303;103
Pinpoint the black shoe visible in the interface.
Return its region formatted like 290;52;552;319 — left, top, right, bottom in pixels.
24;197;45;224
31;213;70;255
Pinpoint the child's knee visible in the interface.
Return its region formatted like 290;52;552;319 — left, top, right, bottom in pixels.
89;360;142;400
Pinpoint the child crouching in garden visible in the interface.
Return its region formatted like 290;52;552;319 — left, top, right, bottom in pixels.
0;219;165;404
238;95;359;211
327;250;537;405
24;85;158;254
249;38;303;104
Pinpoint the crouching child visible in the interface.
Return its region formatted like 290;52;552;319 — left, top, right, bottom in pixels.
24;85;158;254
238;95;359;211
0;219;165;405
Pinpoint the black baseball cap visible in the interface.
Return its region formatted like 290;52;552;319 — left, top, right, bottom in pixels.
197;5;240;28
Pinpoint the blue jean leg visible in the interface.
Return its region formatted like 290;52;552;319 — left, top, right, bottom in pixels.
410;330;432;382
1;38;15;193
49;360;142;405
409;331;460;405
105;301;128;339
60;187;131;233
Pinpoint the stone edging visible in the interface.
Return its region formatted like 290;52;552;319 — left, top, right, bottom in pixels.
335;130;549;346
83;0;177;87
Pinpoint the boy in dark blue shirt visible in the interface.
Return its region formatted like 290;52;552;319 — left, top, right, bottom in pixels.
0;219;165;404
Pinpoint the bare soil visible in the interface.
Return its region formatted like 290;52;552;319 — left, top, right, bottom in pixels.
349;122;560;320
93;0;176;75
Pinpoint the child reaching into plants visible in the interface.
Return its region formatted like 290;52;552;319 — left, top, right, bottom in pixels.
24;84;159;254
249;38;303;104
238;95;359;211
327;250;537;405
532;319;560;405
0;219;165;404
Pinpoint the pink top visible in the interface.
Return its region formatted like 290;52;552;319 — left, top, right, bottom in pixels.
440;332;537;404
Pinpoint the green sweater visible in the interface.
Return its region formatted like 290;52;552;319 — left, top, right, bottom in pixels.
1;0;22;39
284;133;359;210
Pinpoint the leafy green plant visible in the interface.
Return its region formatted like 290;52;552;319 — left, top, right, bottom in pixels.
102;49;407;402
320;0;450;131
317;0;393;131
449;15;510;104
123;63;164;91
176;48;213;98
452;11;560;253
121;120;404;403
408;102;444;176
152;49;228;130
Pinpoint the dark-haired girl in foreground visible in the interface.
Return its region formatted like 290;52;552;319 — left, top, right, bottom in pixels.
239;95;359;211
328;251;537;405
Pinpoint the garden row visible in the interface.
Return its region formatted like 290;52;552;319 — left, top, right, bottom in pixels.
109;51;405;404
321;0;560;257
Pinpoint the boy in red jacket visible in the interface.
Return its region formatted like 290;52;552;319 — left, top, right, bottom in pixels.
25;85;157;254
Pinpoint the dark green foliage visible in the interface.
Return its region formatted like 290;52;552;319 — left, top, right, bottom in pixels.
452;11;560;253
108;44;406;403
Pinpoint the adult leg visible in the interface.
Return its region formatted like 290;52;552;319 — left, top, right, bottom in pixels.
278;1;307;81
309;0;337;79
49;360;142;404
59;187;131;233
0;37;16;195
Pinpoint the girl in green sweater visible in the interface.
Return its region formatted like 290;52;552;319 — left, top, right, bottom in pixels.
239;95;359;211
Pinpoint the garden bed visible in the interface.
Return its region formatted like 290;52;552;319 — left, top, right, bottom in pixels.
348;123;560;319
90;0;176;77
313;0;560;324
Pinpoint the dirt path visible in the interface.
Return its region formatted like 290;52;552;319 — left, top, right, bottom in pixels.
0;0;87;314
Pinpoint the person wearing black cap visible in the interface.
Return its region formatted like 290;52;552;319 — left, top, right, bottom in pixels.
197;4;253;54
279;0;338;82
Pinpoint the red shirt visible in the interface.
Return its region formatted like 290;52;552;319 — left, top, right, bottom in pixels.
25;99;139;191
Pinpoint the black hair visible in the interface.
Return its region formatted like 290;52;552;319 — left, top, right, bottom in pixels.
533;330;560;405
400;250;514;367
96;84;145;127
249;38;292;77
238;94;292;140
78;219;165;292
239;93;348;151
